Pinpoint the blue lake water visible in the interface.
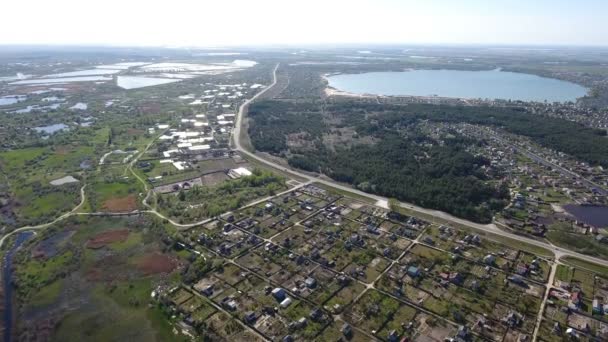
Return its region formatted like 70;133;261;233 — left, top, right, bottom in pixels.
327;69;588;102
563;205;608;228
33;123;68;135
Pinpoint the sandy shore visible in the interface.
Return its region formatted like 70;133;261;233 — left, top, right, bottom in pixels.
322;74;378;98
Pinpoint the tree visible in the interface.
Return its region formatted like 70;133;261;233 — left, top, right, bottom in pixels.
388;198;400;213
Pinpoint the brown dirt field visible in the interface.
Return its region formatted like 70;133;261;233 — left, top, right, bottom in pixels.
138;102;161;114
101;195;138;212
86;229;130;249
126;128;144;136
54;145;74;155
85;268;104;281
136;253;178;275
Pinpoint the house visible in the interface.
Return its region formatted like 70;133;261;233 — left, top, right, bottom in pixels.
309;308;323;321
565;328;578;338
596;235;608;243
272;288;286;301
407;266;421;278
569;292;582;309
221;297;238;311
552;322;561;334
503;311;523;327
280;297;293;308
592;299;603;314
388;329;399;342
515;264;529;276
508;275;527;287
483;254;496;265
469;280;480;292
456;325;469;340
228;167;252;179
200;284;214;297
450;272;464;285
304;277;317;289
244;311;257;324
341;323;353;337
366;225;379;234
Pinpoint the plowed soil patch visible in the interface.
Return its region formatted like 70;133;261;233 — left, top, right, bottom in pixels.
136;253;178;275
102;195;138;212
86;229;129;249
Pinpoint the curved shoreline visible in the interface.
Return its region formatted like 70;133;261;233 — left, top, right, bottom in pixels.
324;69;589;103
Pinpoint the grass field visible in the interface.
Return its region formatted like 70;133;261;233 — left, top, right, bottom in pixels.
562;256;608;278
13;215;185;341
27;279;63;308
555;264;573;283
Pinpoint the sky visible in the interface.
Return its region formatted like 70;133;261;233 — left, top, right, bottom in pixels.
1;0;607;47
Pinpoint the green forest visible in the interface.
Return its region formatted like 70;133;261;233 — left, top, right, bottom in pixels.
248;100;608;223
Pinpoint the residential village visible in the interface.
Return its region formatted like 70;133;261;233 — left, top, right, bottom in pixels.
128;82;267;194
144;183;608;341
411;120;608;261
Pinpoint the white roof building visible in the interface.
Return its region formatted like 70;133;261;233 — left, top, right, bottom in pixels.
188;145;211;151
163;149;179;158
172;161;187;171
228;167;253;179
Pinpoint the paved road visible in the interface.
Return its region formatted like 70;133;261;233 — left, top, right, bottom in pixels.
232;63;608;267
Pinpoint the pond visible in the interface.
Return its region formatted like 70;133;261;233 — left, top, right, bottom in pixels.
33;123;68;134
116;76;181;89
563;204;608;228
0;95;27;106
326;69;588;102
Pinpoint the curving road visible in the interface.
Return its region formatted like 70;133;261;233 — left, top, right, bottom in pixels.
0;185;87;249
232;63;608;267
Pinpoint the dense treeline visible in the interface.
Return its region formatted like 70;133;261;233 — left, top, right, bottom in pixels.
320;134;508;223
249;99;608;222
250;100;511;222
252;100;608;167
327;102;608;167
248;101;327;153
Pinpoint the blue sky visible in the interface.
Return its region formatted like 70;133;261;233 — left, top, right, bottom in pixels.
1;0;606;46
